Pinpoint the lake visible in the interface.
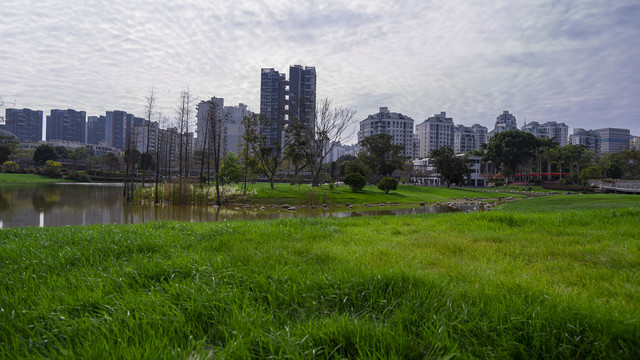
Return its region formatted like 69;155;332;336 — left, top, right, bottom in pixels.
0;183;473;228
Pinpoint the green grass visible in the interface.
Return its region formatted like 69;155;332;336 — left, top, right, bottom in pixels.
498;193;640;212
0;173;67;184
1;194;639;358
247;182;521;205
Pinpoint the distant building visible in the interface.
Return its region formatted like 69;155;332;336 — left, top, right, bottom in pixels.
323;142;356;164
541;121;569;146
471;124;488;150
415;112;454;158
223;103;253;156
86;115;107;145
630;136;640;151
521;121;548;139
454;124;475;153
521;120;569;146
596;128;630;153
488;111;518;139
4;108;43;142
260;68;288;149
569;128;600;152
358;107;414;158
132;121;158;154
288;65;316;131
46;109;86;143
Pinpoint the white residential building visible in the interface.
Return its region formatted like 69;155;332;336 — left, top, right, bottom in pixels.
471;124;488;150
541;121;569;146
569;128;600;152
415;112;454;158
454;124;475;154
357;107;414;158
488;111;518;139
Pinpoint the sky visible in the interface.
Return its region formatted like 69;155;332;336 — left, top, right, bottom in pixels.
1;0;639;143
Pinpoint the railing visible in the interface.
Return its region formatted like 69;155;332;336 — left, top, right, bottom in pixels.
588;180;640;194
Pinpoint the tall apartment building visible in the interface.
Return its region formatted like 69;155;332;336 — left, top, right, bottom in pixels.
357;107;414;158
288;65;316;130
196;98;251;161
454;124;476;153
4;108;43;142
596;128;630;153
132;121;158;154
471;124;488;150
541;121;569;146
415;112;454;158
488;110;518;139
631;136;640;151
569;128;600;152
46;109;86;143
224;103;252;156
260;68;288;149
86;115;107;145
521;121;548;139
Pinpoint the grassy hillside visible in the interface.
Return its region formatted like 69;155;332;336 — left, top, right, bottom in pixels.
0;173;66;184
247;182;521;205
1;194;638;358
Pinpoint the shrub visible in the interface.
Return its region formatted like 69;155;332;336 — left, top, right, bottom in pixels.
2;161;19;173
64;171;92;182
42;160;62;178
532;178;543;185
344;173;366;192
378;177;398;194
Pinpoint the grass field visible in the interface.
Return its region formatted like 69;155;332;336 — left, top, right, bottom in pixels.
246;182;522;205
0;173;66;184
0;194;638;358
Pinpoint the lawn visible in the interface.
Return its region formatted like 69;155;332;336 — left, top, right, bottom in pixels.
246;182;522;205
0;173;67;184
0;194;638;358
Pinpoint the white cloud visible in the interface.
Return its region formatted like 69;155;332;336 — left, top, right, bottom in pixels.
1;0;639;140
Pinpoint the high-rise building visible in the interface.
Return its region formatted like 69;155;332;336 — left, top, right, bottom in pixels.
132;121;158;154
488;110;518;139
541;121;569;146
569;128;600;152
596;128;630;153
288;65;316;130
521;121;548;139
471;124;488;150
224;103;253;156
87;115;107;145
415;112;454;158
260;68;288;149
357;107;414;158
46;109;86;143
454;124;476;154
4;108;43;142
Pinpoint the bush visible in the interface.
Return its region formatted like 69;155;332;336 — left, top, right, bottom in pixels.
532;178;543;185
64;171;92;182
377;177;398;194
344;173;366;192
2;161;19;173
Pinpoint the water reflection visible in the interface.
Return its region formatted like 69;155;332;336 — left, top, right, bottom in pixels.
0;183;472;228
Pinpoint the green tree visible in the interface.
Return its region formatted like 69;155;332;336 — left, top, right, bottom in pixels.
580;166;602;181
429;146;472;187
377;177;398;193
220;152;242;185
343;173;366;192
358;133;407;182
0;134;19;163
43;160;62;177
242;113;291;189
139;152;155;172
69;147;88;170
484;130;538;182
33;144;58;166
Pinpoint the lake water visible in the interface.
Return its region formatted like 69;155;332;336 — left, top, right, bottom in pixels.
0;183;472;228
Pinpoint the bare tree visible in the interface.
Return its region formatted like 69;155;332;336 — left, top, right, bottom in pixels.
176;89;195;179
143;88;155;190
243;113;291;189
293;98;357;186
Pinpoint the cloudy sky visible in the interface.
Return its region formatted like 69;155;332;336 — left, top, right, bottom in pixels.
2;0;639;142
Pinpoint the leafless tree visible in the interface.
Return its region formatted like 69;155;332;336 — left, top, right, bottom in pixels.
292;98;357;186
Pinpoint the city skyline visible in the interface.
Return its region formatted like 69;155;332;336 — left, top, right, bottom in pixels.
1;0;639;142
